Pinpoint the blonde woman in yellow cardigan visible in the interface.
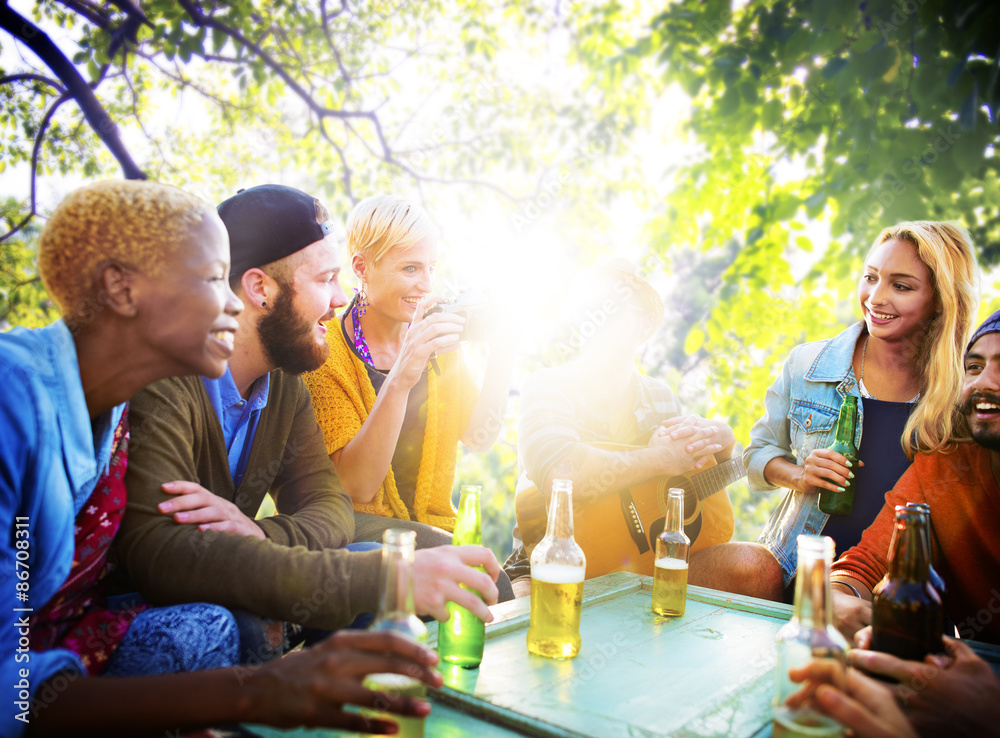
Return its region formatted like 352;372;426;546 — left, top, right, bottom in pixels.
303;195;516;598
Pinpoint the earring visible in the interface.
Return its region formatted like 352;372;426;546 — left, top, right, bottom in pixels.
356;285;369;315
261;300;267;308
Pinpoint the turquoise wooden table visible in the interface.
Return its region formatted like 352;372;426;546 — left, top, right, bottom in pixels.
246;571;794;737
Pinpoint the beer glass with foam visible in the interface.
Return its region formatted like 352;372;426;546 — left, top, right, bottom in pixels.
527;478;586;659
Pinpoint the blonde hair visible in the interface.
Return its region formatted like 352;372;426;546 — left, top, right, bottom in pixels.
38;180;211;319
868;221;979;457
345;195;436;264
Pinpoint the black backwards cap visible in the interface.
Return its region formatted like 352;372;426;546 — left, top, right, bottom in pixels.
217;184;334;278
967;308;1000;355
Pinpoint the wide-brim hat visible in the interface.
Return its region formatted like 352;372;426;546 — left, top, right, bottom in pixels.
568;257;664;343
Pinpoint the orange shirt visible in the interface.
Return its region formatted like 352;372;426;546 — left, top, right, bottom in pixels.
833;442;1000;644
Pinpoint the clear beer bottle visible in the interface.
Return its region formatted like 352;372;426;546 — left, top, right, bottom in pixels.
871;506;944;661
527;478;586;659
363;528;427;738
773;535;849;738
651;487;690;617
818;395;858;516
437;485;486;669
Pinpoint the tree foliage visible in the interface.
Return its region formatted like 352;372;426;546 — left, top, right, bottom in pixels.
587;0;1000;533
5;0;997;549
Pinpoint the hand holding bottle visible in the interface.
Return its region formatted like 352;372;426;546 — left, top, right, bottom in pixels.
785;659;916;738
412;545;500;622
242;630;442;733
797;448;862;496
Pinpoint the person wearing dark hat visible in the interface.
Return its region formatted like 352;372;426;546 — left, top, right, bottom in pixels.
830;307;1000;647
503;258;737;595
116;185;501;658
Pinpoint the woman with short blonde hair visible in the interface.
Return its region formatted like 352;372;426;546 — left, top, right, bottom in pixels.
304;195;515;602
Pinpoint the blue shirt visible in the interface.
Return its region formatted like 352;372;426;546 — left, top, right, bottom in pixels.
201;368;270;488
0;321;125;737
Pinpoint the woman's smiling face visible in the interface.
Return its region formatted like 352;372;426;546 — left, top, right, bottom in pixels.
358;236;437;324
858;237;938;344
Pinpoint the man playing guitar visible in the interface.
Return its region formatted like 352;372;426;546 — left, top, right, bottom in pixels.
504;259;746;595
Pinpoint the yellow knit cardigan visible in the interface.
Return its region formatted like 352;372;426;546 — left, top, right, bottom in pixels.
303;319;478;532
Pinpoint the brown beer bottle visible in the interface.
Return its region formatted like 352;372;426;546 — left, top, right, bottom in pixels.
904;502;948;617
871;506;944;661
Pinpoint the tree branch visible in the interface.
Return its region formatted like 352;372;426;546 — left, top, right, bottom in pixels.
0;94;72;245
0;4;145;180
318;118;355;201
319;0;353;89
0;73;67;94
52;0;111;30
177;0;372;121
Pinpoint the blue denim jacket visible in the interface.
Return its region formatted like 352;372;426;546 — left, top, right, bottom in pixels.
743;322;865;586
1;321;125;737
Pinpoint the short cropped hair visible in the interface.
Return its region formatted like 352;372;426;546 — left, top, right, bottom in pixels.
38;180;211;319
346;195;436;264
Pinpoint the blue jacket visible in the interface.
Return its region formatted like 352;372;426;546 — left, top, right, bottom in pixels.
743;322;865;585
1;321;125;737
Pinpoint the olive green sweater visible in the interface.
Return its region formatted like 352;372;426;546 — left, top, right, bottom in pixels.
116;371;380;629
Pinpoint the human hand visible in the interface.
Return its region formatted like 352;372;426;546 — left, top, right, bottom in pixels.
648;416;722;474
389;295;463;389
245;630;443;732
786;659;917;738
661;415;735;459
412;545;500;622
158;481;265;539
849;638;1000;737
797;448;864;495
831;588;872;643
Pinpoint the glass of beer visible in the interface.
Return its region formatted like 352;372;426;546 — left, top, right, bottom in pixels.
526;479;586;659
651;487;690;617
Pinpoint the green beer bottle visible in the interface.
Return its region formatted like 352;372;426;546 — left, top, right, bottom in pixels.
818;395;858;516
437;485;486;669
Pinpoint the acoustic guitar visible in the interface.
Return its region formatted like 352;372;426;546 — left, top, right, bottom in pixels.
515;443;745;579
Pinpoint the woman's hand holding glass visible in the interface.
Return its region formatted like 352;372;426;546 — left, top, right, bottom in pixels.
388;295;464;390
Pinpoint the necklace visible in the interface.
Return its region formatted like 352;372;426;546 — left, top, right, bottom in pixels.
859;335;871;396
351;296;376;366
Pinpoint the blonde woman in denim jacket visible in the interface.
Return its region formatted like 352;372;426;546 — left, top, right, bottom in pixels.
738;222;978;602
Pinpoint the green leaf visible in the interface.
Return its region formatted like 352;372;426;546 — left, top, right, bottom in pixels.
822;57;848;79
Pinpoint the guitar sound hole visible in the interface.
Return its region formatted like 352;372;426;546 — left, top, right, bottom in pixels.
665;477;696;518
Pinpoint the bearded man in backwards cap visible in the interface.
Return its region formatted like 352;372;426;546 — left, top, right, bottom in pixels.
116;185;500;661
